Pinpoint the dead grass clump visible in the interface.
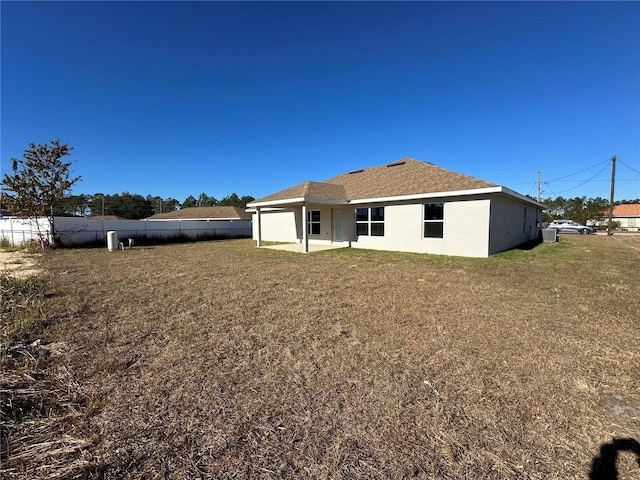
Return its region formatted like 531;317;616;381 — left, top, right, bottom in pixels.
7;236;640;478
1;270;95;478
1;273;45;342
1;340;97;478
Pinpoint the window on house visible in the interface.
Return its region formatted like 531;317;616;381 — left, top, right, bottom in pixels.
522;207;527;234
370;207;384;236
424;203;444;238
356;207;385;236
356;208;368;235
307;210;321;235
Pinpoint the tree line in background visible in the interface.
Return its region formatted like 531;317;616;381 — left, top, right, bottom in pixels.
1;140;256;222
48;194;640;223
541;196;639;226
2;141;638;227
56;192;256;220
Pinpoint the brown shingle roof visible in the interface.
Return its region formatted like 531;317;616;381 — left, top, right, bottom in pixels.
253;158;497;204
148;206;251;220
256;181;347;203
325;158;496;199
613;204;640;217
87;215;130;220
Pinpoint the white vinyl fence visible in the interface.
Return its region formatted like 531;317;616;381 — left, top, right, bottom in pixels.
0;216;252;247
0;217;52;246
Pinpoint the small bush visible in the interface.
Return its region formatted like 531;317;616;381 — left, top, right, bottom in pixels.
25;239;46;252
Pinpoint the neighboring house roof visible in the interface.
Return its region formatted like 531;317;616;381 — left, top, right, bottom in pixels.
250;157;539;207
612;204;640;217
148;206;251;220
87;215;130;220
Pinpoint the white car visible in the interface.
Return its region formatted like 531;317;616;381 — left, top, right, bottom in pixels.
546;220;595;234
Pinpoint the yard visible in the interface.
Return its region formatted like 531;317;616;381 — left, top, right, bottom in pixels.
2;235;639;478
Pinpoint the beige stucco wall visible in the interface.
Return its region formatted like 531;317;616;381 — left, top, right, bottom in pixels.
253;205;340;244
350;200;491;257
617;216;639;231
254;195;541;257
252;209;300;243
488;196;541;255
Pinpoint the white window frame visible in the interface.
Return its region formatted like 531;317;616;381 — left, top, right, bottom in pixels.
423;202;444;238
307;210;321;235
356;207;385;236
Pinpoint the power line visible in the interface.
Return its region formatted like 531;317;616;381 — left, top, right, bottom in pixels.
543;183;559;197
545;159;610;183
510;157;638;197
550;179;638;183
525;183;536;196
617;157;640;175
509;181;538;187
547;161;611;195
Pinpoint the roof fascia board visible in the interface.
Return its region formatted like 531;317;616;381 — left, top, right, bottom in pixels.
305;198;349;205
348;186;547;208
249;187;547;209
245;207;290;213
247;197;348;208
247;197;306;208
348;187;505;205
498;186;548;208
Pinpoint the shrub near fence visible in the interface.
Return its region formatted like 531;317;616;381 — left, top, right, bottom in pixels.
0;216;253;247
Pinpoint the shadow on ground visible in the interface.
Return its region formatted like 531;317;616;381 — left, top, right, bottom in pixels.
589;438;640;480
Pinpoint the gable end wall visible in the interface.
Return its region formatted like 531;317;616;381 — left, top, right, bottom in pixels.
488;196;541;255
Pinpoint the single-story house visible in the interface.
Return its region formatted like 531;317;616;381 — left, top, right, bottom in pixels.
247;158;546;258
609;204;640;231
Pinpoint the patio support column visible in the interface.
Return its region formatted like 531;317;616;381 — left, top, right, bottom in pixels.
302;203;309;253
256;207;262;247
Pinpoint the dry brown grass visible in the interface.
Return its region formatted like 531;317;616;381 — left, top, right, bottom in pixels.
2;235;639;478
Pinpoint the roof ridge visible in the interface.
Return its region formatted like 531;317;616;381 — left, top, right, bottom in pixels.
301;180;312;197
251;157;501;205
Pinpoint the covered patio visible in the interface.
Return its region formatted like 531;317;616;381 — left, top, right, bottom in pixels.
250;181;351;254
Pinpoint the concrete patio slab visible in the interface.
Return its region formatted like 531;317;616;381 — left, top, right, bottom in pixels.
259;243;347;253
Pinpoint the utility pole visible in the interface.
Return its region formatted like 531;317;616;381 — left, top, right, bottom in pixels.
607;156;616;236
537;171;541;202
536;171;547;203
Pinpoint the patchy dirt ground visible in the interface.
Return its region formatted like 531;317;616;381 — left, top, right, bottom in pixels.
0;250;43;278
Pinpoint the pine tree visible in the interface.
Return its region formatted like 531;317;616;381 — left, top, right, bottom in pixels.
1;140;81;246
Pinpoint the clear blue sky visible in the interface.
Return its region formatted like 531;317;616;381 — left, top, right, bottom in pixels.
2;1;639;203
